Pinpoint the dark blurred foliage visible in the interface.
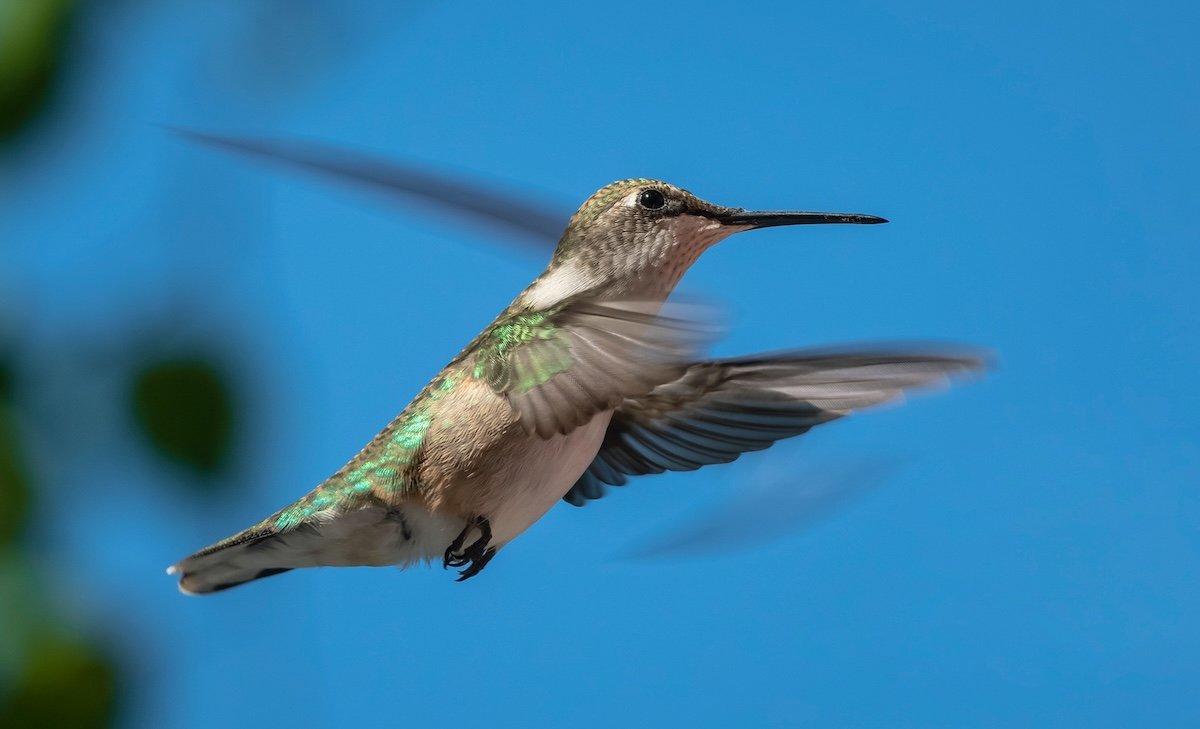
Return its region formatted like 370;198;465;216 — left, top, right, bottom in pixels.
131;357;235;478
0;357;30;546
0;631;119;729
0;0;234;715
0;339;239;726
0;1;379;723
0;349;119;726
0;358;11;399
0;0;75;140
0;1;400;721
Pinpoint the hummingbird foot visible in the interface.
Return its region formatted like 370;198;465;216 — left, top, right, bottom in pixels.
455;546;496;582
443;516;494;578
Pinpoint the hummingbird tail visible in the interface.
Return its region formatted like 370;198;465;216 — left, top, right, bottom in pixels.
167;525;300;595
167;503;465;594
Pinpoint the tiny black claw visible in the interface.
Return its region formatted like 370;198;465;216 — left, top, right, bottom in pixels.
443;520;474;569
456;547;497;582
444;515;494;573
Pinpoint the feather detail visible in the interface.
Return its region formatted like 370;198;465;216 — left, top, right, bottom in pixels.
564;348;984;505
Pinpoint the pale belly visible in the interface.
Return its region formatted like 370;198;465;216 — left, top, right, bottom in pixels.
368;412;611;567
481;411;612;545
381;379;614;564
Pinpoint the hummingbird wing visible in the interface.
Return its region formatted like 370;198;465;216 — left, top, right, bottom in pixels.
167;128;567;251
562;349;984;505
475;301;715;438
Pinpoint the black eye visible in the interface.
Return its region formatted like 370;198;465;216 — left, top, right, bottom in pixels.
637;188;666;210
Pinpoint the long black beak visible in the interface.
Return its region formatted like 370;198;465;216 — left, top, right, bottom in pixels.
715;210;888;227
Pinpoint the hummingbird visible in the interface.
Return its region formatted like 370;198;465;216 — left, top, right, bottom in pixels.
168;178;981;593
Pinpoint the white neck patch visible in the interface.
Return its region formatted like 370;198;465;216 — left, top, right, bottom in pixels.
518;258;593;309
516;215;748;309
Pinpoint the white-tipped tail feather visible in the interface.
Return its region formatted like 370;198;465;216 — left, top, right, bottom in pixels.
168;504;463;594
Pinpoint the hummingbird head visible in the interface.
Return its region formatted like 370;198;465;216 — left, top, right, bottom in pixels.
517;178;886;309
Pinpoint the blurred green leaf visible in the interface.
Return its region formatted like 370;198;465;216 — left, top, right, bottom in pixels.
0;549;39;675
0;0;75;140
0;358;12;402
0;407;30;547
0;351;29;545
0;631;118;729
130;358;235;478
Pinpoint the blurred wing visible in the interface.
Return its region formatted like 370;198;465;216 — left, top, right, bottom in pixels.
564;349;984;505
621;456;904;559
167;128;567;250
476;301;716;438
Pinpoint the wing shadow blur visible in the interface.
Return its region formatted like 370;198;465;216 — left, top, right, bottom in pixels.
620;455;908;560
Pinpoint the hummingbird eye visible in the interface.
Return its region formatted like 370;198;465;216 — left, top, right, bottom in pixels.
637;188;667;211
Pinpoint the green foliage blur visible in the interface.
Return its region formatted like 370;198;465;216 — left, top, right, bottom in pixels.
0;631;119;729
0;0;74;140
0;359;29;546
1;2;242;720
132;358;236;478
0;354;120;727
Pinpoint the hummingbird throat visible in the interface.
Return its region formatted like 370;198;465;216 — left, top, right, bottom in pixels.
520;214;742;309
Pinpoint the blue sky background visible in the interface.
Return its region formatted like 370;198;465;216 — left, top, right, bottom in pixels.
2;0;1198;726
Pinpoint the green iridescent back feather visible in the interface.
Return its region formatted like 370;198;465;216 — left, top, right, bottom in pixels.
268;372;464;531
264;303;580;532
474;309;573;394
